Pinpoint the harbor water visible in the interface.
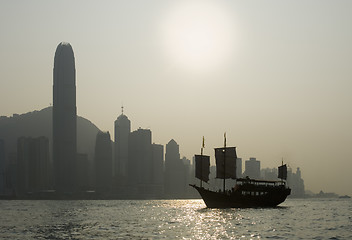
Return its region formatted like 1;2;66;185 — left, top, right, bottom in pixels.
0;198;351;239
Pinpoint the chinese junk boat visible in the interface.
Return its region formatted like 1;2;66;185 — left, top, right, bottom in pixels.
190;136;291;208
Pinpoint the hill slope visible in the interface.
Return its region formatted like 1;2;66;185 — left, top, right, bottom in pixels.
0;107;101;162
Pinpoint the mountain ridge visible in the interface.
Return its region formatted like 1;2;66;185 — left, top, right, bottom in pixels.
0;107;101;162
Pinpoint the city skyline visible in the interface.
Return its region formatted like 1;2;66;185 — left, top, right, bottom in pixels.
1;1;352;196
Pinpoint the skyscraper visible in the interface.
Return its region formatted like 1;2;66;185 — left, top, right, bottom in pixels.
114;107;131;181
244;157;260;179
77;153;90;191
128;128;152;187
151;143;164;186
94;131;113;193
53;42;77;193
151;143;164;196
0;139;5;195
236;158;242;178
17;136;50;196
164;139;186;197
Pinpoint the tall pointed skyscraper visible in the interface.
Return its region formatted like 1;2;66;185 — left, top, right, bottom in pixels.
114;106;131;181
53;42;77;193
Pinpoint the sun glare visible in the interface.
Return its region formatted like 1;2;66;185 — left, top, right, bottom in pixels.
159;0;235;74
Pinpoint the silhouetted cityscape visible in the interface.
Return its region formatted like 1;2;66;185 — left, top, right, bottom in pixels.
0;42;308;199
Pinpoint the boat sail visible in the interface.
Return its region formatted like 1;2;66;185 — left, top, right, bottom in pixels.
190;134;291;208
278;163;288;180
215;147;237;179
194;137;210;187
194;154;210;183
214;133;237;192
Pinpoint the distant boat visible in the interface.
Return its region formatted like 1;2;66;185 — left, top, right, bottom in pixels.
339;195;351;199
190;135;291;208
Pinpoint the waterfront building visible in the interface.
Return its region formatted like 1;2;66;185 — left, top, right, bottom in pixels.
94;131;113;193
261;167;278;181
260;166;305;197
244;157;261;179
152;143;164;186
150;143;164;196
77;153;90;191
5;152;17;195
164;139;187;197
236;158;242;178
53;42;77;193
114;107;131;182
0;139;5;194
128;128;152;189
16;136;50;196
287;167;305;197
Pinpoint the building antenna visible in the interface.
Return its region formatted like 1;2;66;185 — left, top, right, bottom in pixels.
121;103;124;115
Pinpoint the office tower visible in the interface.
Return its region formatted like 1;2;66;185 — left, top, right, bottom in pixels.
94;131;113;193
165;139;180;168
261;167;278;181
236;158;242;178
151;143;164;195
164;139;186;197
151;143;164;185
17;136;50;196
287;167;305;197
77;153;89;191
182;156;194;197
128;128;152;188
34;137;50;192
114;107;131;180
0;139;5;194
244;157;261;179
53;42;77;193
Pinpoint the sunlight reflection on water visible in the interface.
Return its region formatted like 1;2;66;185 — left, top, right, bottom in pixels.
0;199;351;239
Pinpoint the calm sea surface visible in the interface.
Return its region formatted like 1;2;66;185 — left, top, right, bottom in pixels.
0;198;351;239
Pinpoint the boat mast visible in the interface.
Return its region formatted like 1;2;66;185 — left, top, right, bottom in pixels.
281;158;284;185
223;133;226;193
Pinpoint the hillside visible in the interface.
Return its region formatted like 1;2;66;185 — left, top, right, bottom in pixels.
0;107;101;162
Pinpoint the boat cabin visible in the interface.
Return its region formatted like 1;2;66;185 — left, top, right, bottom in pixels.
232;177;286;197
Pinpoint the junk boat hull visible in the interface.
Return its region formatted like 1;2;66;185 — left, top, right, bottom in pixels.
191;136;291;208
190;183;291;208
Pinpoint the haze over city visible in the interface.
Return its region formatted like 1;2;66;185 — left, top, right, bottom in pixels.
1;0;351;196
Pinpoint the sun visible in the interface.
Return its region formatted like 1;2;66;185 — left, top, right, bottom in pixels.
159;0;235;74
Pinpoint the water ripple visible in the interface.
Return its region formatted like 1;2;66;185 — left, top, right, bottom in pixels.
0;199;351;239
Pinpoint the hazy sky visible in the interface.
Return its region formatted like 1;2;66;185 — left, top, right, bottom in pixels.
1;0;351;196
